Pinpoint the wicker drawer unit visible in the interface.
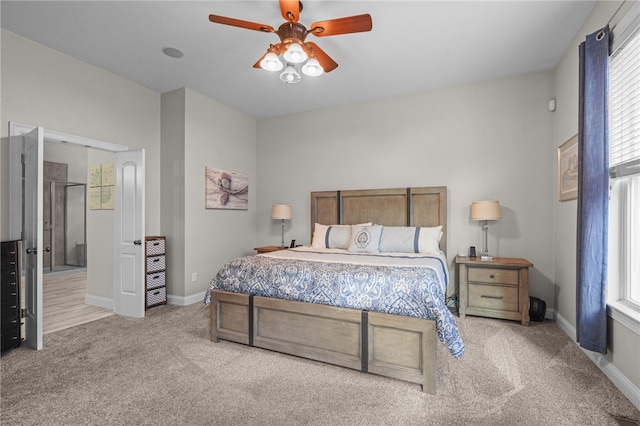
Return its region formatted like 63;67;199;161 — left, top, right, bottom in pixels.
145;236;167;309
456;256;533;326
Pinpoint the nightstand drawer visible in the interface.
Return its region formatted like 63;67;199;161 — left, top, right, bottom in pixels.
468;283;519;312
468;267;519;285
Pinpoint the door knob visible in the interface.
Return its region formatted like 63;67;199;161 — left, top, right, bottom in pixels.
44;247;51;252
26;247;37;254
133;240;142;245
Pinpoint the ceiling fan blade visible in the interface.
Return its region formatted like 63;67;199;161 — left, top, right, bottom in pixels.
209;14;275;33
279;0;300;22
305;42;338;73
310;14;372;37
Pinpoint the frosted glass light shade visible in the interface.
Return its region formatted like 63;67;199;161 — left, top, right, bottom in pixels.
260;52;283;71
279;65;301;83
283;42;307;64
272;204;292;220
301;58;324;77
471;200;502;221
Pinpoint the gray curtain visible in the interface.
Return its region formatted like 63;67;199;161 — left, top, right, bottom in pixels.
576;26;609;354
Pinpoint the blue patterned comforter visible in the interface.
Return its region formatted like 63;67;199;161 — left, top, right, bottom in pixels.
205;247;464;358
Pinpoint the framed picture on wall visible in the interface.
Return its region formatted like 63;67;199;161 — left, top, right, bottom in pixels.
205;166;249;209
557;134;578;201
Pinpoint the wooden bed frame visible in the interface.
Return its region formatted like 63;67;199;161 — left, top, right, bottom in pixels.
210;186;447;393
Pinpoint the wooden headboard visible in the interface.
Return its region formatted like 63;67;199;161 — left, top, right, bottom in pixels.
310;186;447;253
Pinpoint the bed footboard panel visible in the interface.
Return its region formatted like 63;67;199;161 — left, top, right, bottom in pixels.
367;312;437;394
253;296;363;370
210;290;251;345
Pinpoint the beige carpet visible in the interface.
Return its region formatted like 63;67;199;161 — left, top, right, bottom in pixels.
1;303;638;425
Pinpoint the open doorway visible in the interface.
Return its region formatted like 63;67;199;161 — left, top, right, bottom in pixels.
41;141;112;334
9;122;143;349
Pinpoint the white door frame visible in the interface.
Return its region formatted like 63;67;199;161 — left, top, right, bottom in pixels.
8;122;141;349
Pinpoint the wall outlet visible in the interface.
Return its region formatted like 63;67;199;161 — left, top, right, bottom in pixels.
191;272;197;282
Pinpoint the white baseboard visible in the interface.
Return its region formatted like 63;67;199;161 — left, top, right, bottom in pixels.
85;294;114;310
555;312;640;411
86;291;204;310
167;291;206;306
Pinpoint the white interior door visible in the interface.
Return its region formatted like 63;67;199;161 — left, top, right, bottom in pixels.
114;150;145;318
23;127;45;350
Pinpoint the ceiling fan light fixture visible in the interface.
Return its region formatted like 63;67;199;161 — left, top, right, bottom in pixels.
260;52;284;71
283;42;307;64
301;58;324;77
280;64;301;84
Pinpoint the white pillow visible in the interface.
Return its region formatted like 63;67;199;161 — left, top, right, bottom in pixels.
311;223;352;249
348;225;383;253
417;226;443;254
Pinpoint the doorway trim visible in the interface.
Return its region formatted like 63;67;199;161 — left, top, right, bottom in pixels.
9;122;128;239
8;122;138;349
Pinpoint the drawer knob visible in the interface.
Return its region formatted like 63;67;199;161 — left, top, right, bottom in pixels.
481;295;503;300
490;274;495;279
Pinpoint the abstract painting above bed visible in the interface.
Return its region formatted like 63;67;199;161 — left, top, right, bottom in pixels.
205;247;465;358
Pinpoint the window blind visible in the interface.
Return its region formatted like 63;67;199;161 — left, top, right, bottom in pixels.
610;6;640;179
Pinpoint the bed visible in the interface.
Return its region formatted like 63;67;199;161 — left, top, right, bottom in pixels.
205;186;464;393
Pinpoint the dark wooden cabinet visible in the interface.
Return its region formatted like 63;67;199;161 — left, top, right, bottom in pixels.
2;240;22;354
145;236;167;309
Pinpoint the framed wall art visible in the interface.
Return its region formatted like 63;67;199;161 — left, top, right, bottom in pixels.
557;134;578;201
205;166;248;209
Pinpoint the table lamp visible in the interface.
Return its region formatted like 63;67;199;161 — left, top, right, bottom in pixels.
272;204;292;247
471;200;502;260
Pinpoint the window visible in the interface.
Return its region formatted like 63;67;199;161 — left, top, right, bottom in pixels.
608;3;640;328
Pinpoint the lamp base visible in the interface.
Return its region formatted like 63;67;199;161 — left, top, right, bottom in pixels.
481;255;493;261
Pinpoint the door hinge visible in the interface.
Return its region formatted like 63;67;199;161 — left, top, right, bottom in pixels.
20;308;26;318
21;153;26;164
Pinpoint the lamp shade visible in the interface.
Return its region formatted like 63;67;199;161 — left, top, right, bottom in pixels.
272;204;292;220
471;200;502;221
280;65;301;84
301;58;324;77
260;52;284;71
283;42;307;64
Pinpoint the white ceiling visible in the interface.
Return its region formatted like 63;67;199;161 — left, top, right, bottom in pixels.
1;1;596;120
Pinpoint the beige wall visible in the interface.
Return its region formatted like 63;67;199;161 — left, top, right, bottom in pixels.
161;88;256;301
552;0;640;394
1;29;161;301
256;71;556;306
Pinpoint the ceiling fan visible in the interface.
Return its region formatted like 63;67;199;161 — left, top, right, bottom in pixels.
208;0;372;83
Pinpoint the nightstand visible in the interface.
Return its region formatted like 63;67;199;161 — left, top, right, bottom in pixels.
254;245;287;254
456;256;533;326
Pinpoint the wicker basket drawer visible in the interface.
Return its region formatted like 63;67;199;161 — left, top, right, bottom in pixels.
146;287;166;307
146;255;165;273
146;271;166;290
468;267;519;285
468;283;519;312
145;238;165;256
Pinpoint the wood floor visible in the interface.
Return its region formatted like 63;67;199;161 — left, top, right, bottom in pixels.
42;269;113;334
